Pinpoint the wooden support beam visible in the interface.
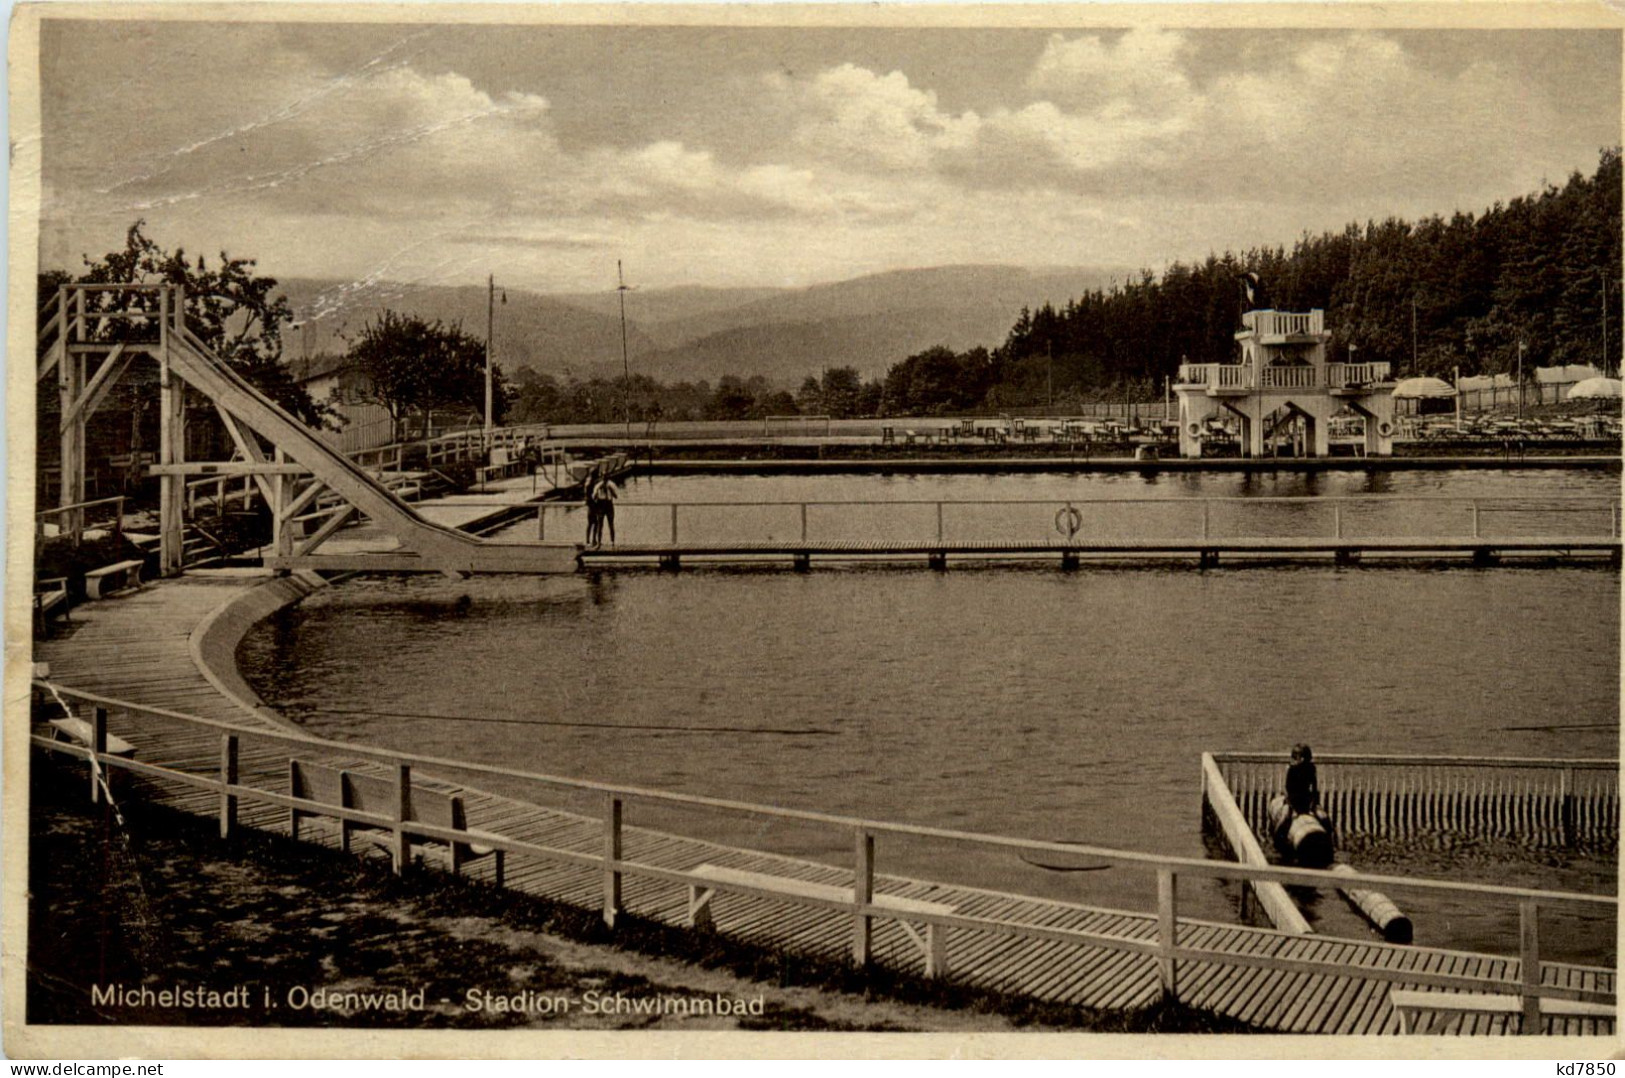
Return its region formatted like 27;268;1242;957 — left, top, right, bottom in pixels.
602;793;623;928
35;297;65;380
852;827;874;967
293;504;355;557
90;706;108;805
213;405;283;513
1520;901;1542;1034
158;342;187;575
61;344;133;432
1157;869;1179;999
147;461;313;477
391;764;410;875
219;734;239;840
278;478;329;525
58;342;88;543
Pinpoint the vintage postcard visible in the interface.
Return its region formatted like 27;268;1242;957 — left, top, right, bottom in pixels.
5;0;1622;1061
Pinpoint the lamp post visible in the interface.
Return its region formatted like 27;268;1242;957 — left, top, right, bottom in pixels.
484;274;495;449
617;261;633;443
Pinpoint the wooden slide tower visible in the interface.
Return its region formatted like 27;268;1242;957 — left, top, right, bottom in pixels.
38;283;579;576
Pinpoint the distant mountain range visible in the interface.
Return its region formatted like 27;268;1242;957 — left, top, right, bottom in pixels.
278;264;1132;387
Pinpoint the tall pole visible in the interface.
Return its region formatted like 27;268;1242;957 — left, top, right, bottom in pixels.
1517;339;1525;422
484;274;494;448
617;261;632;442
1411;295;1418;377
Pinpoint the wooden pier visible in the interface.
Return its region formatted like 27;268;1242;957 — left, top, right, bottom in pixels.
577;535;1622;570
29;576;1617;1036
560;493;1621;570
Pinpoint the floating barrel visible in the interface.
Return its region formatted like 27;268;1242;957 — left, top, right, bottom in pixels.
1331;863;1413;944
1268;793;1334;868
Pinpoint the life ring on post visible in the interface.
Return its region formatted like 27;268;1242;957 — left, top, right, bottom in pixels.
1187;422;1202;438
1054;505;1083;539
1376;420;1394;438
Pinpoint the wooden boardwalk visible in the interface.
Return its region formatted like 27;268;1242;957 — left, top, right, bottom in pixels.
32;575;1616;1036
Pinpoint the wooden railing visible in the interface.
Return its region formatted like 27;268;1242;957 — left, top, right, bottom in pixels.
1261;366;1318;389
1178;358;1397;393
36;495;127;548
185;473;259;518
32;682;1615;1028
1212;752;1619;850
1248;310;1324;338
424;424;555;467
347;444;405;472
535;495;1621;546
1327;362;1392;387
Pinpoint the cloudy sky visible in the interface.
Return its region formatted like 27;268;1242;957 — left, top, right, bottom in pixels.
35;17;1621;295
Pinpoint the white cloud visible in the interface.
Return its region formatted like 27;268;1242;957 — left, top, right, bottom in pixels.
1026;28;1195;116
39;25;1613;294
777;64;982;172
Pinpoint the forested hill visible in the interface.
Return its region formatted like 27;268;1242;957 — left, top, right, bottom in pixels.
887;149;1621;415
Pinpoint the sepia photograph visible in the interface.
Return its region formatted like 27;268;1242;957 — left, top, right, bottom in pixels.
5;1;1621;1059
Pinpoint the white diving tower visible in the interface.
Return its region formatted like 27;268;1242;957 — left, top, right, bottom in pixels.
1173;309;1397;459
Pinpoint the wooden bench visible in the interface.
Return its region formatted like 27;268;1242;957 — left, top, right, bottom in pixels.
48;717;137;759
48;716;137;795
684;862;955;977
84;560;144;600
1390;989;1617;1034
34;576;70;633
288;760;505;885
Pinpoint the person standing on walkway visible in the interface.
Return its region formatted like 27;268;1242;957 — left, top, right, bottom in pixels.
583;466;603;546
595;474;621;545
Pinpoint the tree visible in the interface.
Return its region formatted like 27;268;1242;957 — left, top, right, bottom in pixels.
71;220;328;426
346;310;505;439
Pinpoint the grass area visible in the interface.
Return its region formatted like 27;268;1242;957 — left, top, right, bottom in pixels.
27;759;1257;1033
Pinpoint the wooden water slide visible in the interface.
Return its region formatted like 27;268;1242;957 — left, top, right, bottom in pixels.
163;327;579;575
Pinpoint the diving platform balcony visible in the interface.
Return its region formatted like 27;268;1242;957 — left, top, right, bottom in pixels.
1175;360;1392;395
1237;309;1326;343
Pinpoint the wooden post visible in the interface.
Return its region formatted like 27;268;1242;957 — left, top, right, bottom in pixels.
59;315;86;546
219;734;239;839
158;334;187;576
391;763;410;875
1333;504;1343;539
1470;503;1480;539
670;504;679;544
1157;869;1178;999
1519;900;1542;1034
853;827;874;967
90;706;108;804
1201;502;1211;540
936;502;944;542
800;503;809;541
602;793;623;928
